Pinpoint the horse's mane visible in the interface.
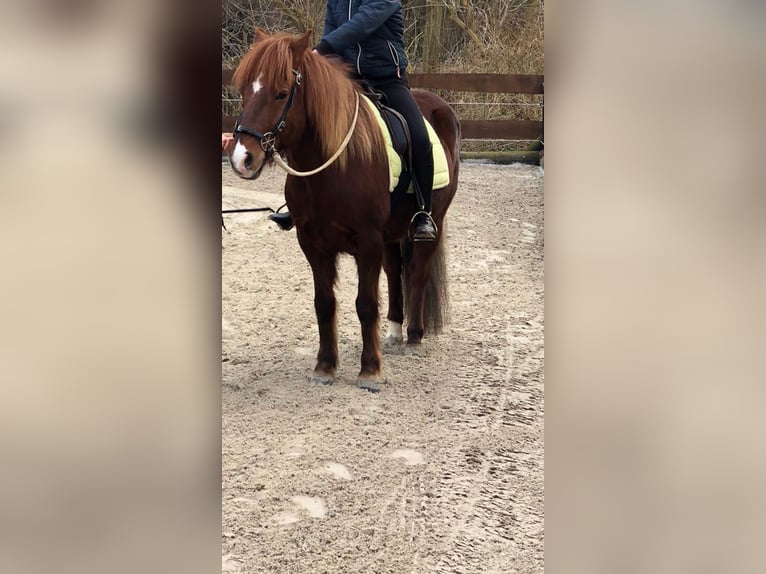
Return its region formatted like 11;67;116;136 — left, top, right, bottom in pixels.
232;33;381;172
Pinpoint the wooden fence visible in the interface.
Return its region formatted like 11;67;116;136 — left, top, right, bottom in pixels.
222;70;544;164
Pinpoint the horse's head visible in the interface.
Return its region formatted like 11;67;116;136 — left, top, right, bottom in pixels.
229;29;312;179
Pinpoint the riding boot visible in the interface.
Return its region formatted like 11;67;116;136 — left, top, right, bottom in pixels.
411;143;437;242
268;210;294;231
411;211;437;241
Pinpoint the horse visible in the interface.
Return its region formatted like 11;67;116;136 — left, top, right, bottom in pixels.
228;29;460;391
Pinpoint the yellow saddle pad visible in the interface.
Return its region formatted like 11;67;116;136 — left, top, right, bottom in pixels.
361;95;450;193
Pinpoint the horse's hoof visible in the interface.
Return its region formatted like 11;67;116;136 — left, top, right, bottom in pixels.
383;344;405;356
310;374;334;385
403;344;425;357
383;334;404;346
383;335;404;354
356;377;383;393
406;334;423;346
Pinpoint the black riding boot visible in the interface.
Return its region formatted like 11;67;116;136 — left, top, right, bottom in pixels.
411;211;437;241
268;209;294;231
410;143;437;242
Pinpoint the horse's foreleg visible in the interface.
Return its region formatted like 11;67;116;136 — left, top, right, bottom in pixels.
307;252;339;384
382;241;404;345
354;241;384;391
406;240;439;345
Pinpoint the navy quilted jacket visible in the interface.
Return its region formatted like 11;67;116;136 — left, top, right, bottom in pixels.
315;0;408;79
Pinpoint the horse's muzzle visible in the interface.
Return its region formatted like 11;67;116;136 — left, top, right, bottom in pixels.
229;140;266;180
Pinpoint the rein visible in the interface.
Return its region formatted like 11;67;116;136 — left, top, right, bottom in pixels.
234;67;360;178
273;92;359;177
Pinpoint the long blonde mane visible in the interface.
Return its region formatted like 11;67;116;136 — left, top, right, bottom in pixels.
232;33;382;172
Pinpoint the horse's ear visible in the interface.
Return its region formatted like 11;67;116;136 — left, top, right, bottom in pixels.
253;27;270;43
289;30;313;65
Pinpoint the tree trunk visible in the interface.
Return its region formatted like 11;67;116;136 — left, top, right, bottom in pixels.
422;3;450;72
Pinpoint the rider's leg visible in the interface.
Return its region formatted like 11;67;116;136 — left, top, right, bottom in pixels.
373;75;436;241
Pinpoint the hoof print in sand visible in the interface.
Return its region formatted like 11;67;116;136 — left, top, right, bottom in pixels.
390;448;425;466
324;462;353;481
222;553;241;572
291;495;327;518
273;495;327;525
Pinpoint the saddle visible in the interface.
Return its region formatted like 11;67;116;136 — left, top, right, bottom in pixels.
355;81;450;197
364;91;411;161
361;87;415;197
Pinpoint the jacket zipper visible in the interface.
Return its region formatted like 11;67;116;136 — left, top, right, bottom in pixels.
356;43;363;75
387;41;401;78
351;2;363;75
347;2;401;78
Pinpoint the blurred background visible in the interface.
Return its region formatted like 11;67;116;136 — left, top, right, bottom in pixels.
548;1;766;572
0;1;220;573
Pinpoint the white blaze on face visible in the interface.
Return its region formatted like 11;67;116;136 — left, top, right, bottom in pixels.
230;75;264;176
252;75;263;95
231;140;250;174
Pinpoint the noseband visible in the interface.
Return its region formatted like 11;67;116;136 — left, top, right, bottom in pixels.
233;69;302;153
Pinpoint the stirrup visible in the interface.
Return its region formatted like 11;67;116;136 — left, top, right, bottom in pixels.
408;210;438;241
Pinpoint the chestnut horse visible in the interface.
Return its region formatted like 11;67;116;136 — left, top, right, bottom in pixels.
229;30;460;391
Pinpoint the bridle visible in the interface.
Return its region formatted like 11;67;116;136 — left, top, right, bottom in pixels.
233;69;302;154
232;66;359;178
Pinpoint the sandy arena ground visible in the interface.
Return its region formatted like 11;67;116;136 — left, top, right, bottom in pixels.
222;161;544;573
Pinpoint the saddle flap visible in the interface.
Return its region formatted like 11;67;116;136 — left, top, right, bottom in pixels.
359;93;450;195
364;88;412;170
378;106;411;167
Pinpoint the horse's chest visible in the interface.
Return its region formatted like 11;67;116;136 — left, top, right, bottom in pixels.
301;222;362;256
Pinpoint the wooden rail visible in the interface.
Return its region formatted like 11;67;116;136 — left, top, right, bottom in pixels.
222;70;544;161
408;73;543;95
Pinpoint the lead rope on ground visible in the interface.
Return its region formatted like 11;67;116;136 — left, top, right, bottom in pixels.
222;206;277;230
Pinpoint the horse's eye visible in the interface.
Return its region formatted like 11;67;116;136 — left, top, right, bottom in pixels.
275;91;288;101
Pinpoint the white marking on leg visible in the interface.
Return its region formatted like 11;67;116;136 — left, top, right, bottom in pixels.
252;76;263;95
384;321;403;344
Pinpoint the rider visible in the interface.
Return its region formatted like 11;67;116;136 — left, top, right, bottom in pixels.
269;0;437;241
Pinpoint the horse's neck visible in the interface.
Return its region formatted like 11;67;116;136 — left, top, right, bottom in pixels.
304;72;358;136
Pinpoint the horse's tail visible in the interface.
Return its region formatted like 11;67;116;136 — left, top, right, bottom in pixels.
401;224;450;334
